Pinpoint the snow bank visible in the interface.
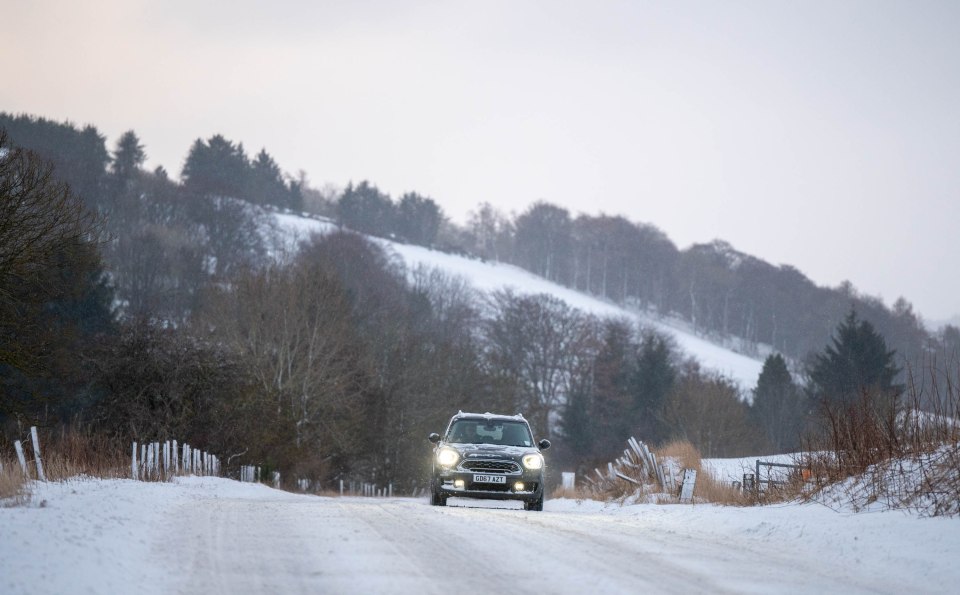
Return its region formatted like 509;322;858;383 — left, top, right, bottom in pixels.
545;496;959;592
0;476;306;595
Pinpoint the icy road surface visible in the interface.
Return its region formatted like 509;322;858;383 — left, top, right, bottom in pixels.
3;477;957;594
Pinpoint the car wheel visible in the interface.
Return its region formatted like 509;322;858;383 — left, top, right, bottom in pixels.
524;494;543;511
430;481;447;506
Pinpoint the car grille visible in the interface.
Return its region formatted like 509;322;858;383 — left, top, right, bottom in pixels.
460;460;522;474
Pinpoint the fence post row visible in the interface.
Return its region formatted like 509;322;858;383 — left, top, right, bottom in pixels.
127;439;222;481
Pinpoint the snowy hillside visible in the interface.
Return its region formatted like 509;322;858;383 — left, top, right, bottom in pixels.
271;212;765;388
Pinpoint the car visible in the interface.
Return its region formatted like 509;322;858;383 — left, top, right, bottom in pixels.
428;411;551;511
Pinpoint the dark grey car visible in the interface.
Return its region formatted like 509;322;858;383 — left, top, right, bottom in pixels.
428;411;551;511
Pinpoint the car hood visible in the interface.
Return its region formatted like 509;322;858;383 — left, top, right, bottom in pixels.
445;442;538;458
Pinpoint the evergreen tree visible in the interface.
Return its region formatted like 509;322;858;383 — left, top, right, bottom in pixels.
0;132;115;422
589;319;636;458
629;330;676;443
396;192;441;246
181;134;250;199
106;130;147;226
336;181;395;237
560;383;594;461
752;353;805;452
111;130;145;185
0;113;109;210
807;309;901;408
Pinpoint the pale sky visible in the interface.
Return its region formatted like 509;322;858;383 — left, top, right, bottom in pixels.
3;0;959;322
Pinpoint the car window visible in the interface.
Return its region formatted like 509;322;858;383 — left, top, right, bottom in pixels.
448;420;532;446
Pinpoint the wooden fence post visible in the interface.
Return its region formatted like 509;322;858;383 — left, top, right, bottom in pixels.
679;469;697;503
147;443;153;478
131;441;138;479
163;441;170;476
30;426;46;482
14;440;28;477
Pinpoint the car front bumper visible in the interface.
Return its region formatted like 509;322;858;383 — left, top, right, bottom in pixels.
434;468;543;502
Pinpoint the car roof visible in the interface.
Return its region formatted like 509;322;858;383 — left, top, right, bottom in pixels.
450;411;528;423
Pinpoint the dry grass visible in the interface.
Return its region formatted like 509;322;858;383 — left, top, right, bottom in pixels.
794;361;960;515
550;484;605;502
1;427;130;506
583;438;750;505
1;456;28;505
654;440;749;505
40;428;128;481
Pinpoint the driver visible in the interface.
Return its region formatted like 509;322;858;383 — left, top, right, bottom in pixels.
462;423;479;443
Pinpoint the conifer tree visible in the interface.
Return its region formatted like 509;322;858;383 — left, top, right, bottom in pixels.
752;353;804;452
630;330;676;443
807;309;901;408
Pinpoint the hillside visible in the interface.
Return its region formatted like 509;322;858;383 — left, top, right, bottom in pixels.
272;212;765;389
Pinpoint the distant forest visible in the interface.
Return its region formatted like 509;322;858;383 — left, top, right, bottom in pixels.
1;112;957;489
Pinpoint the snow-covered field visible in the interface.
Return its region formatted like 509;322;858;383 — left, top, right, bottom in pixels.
270;212;764;387
2;476;957;595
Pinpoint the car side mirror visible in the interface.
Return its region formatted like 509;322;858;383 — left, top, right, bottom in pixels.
538;439;551;450
428;432;441;443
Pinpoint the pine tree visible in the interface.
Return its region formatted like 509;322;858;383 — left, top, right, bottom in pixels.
589;319;636;458
396;192;441;246
629;330;676;443
336;181;395;237
752;353;805;452
807;309;901;408
111;130;145;184
560;383;594;460
181;134;250;199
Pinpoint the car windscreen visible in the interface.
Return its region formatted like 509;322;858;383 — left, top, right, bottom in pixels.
447;420;533;447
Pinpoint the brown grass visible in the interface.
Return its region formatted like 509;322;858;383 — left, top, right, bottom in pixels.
1;427;130;506
654;440;750;505
793;360;960;515
550;484;605;502
39;427;128;481
1;456;27;505
582;438;751;505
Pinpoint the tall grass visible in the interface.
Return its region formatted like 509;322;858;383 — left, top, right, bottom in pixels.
1;426;129;506
582;438;747;504
1;455;27;505
40;427;128;481
655;440;748;505
799;360;960;515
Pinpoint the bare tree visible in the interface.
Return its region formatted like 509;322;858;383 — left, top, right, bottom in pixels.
197;257;367;477
483;290;594;436
662;361;759;457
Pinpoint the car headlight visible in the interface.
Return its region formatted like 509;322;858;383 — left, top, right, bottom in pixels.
522;454;543;470
436;448;460;468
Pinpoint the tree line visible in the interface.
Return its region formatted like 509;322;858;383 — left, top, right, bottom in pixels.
0;112;948;489
319;170;949;387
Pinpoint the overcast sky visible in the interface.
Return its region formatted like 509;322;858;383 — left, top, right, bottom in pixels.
3;0;959;322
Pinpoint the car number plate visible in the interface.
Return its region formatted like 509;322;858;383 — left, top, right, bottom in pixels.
473;474;506;484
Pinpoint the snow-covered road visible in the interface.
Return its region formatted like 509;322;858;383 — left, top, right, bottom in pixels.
3;477;957;594
168;497;899;594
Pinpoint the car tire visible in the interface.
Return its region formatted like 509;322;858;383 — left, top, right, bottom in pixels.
430;481;446;506
524;493;543;511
